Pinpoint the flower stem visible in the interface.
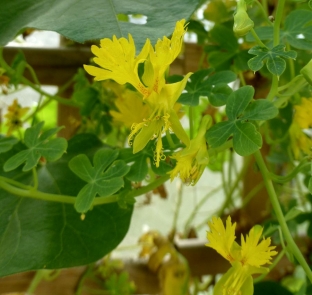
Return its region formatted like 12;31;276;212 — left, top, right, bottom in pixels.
254;150;312;282
250;28;268;48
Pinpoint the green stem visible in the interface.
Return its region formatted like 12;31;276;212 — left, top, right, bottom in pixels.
255;0;270;22
254;150;312;282
273;0;286;47
125;175;170;199
75;264;94;295
172;181;183;233
0;176;33;190
0;53;78;107
0;174;170;206
266;75;278;101
250;29;268;48
27;270;45;294
268;161;310;183
241;182;264;208
184;184;222;233
238;71;246;86
218;155;250;216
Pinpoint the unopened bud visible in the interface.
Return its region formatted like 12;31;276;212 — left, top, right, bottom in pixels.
300;59;312;86
233;0;254;37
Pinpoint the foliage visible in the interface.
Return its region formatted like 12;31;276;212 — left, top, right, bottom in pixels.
0;0;312;294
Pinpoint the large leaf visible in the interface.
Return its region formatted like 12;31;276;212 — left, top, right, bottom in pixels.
0;0;200;48
69;149;130;213
3;122;67;172
0;134;133;277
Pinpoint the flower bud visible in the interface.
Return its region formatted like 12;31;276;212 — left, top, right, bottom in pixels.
233;0;254;37
300;59;312;86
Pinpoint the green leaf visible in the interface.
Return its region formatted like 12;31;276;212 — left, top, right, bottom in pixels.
69;149;130;213
3;122;67;172
248;45;297;77
178;69;236;106
206;86;274;156
285;207;303;221
127;154;149;182
281;10;312;50
206;121;235;148
226;86;254;121
0;0;200;49
233;121;262;156
242;99;278;120
0;134;133;277
0;137;18;153
210;25;239;52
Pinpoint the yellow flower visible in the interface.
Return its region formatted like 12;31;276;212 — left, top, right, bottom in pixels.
4;99;29;136
293;97;312;129
84;20;192;167
169;115;211;185
206;216;277;295
289;123;312;159
110;89;150;128
289;98;312;159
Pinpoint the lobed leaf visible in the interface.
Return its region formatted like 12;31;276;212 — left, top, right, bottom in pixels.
248;45;297;77
178;69;236;106
0;137;19;153
3;122;67;172
69;149;130;213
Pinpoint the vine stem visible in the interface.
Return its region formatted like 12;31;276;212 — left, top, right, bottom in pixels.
273;0;285;47
254;150;312;283
0;174;170;206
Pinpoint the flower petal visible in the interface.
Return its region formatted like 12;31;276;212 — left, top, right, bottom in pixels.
206;216;237;262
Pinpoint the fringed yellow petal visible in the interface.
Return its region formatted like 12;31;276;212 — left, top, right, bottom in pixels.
206;216;237;262
241;225;277;267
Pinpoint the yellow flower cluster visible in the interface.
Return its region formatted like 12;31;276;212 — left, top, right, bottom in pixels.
84;20;191;167
4;99;29;136
169;115;211;185
206;216;277;295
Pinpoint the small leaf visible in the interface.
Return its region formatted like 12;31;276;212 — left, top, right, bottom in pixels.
0;137;18;153
233;121;262;156
4;122;67;172
248;45;297;77
69;149;130;213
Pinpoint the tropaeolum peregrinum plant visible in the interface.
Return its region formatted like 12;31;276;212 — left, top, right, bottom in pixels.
0;1;312;294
